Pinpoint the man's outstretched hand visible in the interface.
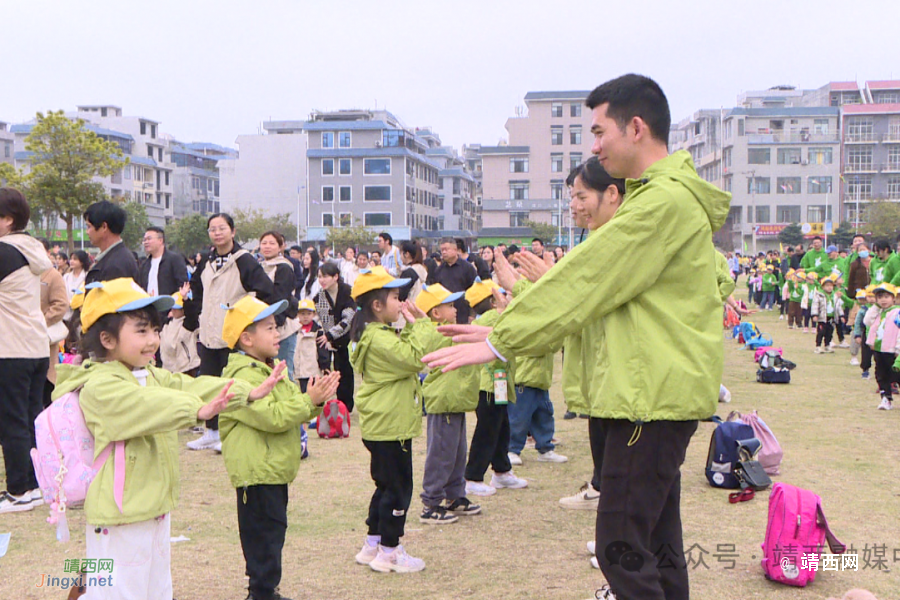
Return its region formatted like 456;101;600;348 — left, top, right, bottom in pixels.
422;341;499;372
435;324;494;344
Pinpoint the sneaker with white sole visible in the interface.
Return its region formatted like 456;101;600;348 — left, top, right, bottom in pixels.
213;441;222;454
850;357;860;366
355;542;379;565
491;470;528;489
508;452;523;466
838;342;850;348
814;347;823;354
878;397;893;410
445;497;481;516
559;483;600;510
590;555;600;569
369;545;425;573
465;480;497;497
0;490;34;514
536;450;568;463
419;505;458;525
823;347;834;353
29;489;44;507
186;428;220;450
718;385;732;403
587;541;595;555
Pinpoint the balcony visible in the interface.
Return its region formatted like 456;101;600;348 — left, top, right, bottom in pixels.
883;162;900;173
844;133;879;143
883;132;900;143
843;162;878;173
746;132;839;144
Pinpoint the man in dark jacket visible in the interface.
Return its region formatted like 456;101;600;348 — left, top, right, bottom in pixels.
138;226;188;299
83;200;139;285
428;238;477;323
457;238;491;280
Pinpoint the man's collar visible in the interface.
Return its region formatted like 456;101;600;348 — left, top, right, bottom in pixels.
95;238;123;262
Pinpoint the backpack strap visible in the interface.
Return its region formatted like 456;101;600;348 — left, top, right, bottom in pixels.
816;501;846;554
91;441;126;514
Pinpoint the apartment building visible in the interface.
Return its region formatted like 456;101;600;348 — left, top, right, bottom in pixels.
169;142;236;218
478;91;595;243
0;121;13;165
425;141;478;234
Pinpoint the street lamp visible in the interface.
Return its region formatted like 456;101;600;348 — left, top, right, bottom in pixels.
743;170;756;255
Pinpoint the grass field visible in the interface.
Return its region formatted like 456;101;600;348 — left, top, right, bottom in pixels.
2;298;900;599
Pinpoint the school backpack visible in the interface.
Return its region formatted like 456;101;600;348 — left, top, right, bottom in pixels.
761;482;845;587
753;347;782;363
316;399;350;439
757;367;791;384
729;410;783;475
30;388;125;542
724;305;741;330
737;321;761;344
745;335;774;350
705;417;755;489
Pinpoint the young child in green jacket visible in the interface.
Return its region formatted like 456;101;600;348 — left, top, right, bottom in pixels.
56;278;282;600
416;284;481;526
219;295;340;600
349;266;437;573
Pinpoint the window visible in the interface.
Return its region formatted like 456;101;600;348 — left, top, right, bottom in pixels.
769;119;784;131
808;176;832;194
322;213;334;227
551;182;564;201
723;175;732;192
322;132;334;148
207;179;213;192
807;205;833;222
846;176;872;200
150;124;157;139
140;122;146;135
123;166;131;180
570;103;582;117
158;147;163;161
887;177;900;199
570;127;582;145
748;148;770;164
339;186;351;202
888;146;900;170
724;120;733;139
339;132;351;148
147;146;154;158
550;154;563;173
364;213;391;227
322;186;334;202
728;205;741;224
452;198;462;215
509;182;529;200
510;211;530;226
776;205;801;223
747;177;770;194
777;177;801;194
551;102;563;118
569;152;582;170
339;158;351;175
777;148;802;165
847;117;874;141
551;127;563;145
847;146;873;171
509;157;528;173
134;166;143;181
813;119;830;134
164;171;169;186
364;158;391;175
876;92;900;104
808;147;833;165
888;117;900;141
383;130;402;147
364;186;391;201
738;119;745;136
339;213;352;227
322;159;334;176
755;205;771;223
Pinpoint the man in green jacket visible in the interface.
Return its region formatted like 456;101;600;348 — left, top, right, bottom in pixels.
800;236;828;276
424;74;730;600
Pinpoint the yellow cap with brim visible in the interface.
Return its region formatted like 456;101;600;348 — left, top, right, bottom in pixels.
865;284;877;294
415;283;464;316
785;269;795;278
70;284;86;310
81;278;176;332
171;292;185;310
221;295;288;349
766;265;774;271
298;298;316;312
856;288;868;300
465;277;500;307
873;282;897;296
806;272;819;280
350;266;409;300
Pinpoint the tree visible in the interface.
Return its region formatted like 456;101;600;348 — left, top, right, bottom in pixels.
778;223;804;246
121;201;152;252
13;111;125;253
830;221;855;249
231;207;297;245
524;220;559;246
167;213;211;256
326;221;376;251
862;199;900;240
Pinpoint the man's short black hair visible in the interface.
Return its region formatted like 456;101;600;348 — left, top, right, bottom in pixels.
378;232;393;245
532;238;543;246
84;200;127;235
812;236;822;242
289;245;303;253
145;225;165;243
873;238;892;253
585;73;671;145
455;238;467;253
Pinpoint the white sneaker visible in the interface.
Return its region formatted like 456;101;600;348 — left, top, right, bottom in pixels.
560;483;600;510
0;491;34;514
507;452;523;466
29;489;44;507
718;384;732;403
814;347;823;354
850;357;860;366
587;541;596;555
186;429;220;450
878;398;893;410
465;480;497;497
779;315;784;320
590;555;601;569
369;544;425;573
824;347;834;353
491;470;528;489
536;450;568;463
838;342;850;348
355;541;379;565
213;441;222;454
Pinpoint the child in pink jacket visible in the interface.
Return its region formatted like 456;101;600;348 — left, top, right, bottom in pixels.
863;283;900;410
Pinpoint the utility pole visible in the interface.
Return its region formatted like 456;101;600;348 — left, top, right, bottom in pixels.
747;169;757;255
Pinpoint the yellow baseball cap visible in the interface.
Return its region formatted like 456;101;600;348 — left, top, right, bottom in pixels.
70;284;86;310
350;266;409;300
856;288;868;299
806;272;819;280
298;298;316;312
873;282;897;296
865;284;877;294
465;277;500;307
81;278;176;332
415;283;464;315
171;292;185;309
221;295;288;349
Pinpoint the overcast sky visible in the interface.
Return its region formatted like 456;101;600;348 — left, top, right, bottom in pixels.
5;0;896;150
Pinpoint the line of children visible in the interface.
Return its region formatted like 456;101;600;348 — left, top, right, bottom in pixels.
863;282;900;410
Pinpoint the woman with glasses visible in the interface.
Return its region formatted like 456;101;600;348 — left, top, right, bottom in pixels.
182;213;274;452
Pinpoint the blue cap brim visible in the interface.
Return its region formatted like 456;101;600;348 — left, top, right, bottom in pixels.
118;295;176;314
440;291;464;304
382;278;410;289
253;299;288;322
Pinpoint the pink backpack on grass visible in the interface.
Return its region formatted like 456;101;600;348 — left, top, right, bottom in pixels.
316;399;350;438
30;389;125;542
754;347;782;363
761;483;845;587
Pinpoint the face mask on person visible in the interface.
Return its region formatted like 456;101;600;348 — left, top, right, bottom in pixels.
859;251;870;259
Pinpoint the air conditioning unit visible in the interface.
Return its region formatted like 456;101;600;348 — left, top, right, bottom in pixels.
801;159;809;165
374;142;382;148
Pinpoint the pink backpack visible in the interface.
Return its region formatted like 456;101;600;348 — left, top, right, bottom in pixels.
316;399;350;438
761;483;845;587
30;389;125;542
754;347;782;362
737;411;783;475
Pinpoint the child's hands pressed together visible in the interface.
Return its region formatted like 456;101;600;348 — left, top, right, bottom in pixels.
249;361;288;401
306;371;341;406
198;379;235;421
400;301;426;324
493;287;510;314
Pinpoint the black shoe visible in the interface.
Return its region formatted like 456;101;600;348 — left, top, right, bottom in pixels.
563;411;577;420
578;413;590;419
446;497;482;516
419;505;459;524
245;593;293;600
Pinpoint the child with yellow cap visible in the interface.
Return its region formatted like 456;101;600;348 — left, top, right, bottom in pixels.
293;298;331;459
219;295;340;600
760;264;778;310
159;288;200;375
863;283;900;409
850;286;874;376
811;274;843;353
50;278;285;600
801;271;819;333
415;283;482;525
785;270;804;329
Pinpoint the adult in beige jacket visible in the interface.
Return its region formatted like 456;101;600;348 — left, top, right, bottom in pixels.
0;188;53;513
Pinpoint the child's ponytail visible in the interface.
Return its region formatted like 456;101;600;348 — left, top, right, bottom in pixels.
350;288;391;343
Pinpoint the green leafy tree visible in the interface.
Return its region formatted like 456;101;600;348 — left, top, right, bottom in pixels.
778;223;804;246
830;221;855;249
326;220;377;250
13;111;125;253
232;207;297;244
862;200;900;240
524;220;559;246
167;213;212;256
121;201;152;252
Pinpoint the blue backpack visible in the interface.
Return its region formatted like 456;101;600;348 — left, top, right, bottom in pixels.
705;418;755;489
